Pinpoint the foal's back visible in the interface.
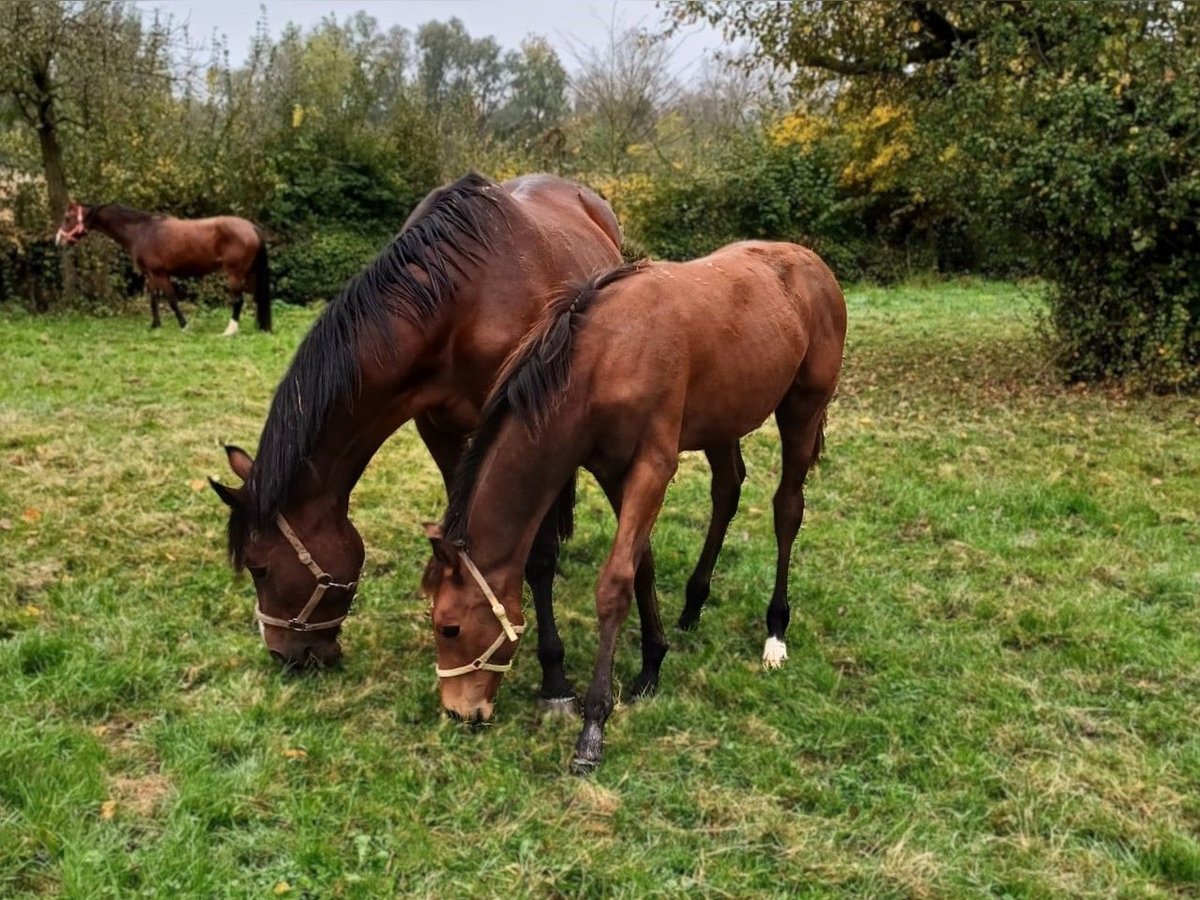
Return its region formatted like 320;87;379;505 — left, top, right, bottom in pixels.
576;241;846;452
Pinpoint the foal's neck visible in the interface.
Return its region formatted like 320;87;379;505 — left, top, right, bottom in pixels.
463;421;583;595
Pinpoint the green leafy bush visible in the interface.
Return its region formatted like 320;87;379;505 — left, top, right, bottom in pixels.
272;228;387;306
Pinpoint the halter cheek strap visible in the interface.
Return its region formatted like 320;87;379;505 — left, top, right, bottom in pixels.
434;551;525;678
254;515;358;633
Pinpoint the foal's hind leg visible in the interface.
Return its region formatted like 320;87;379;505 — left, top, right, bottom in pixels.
763;389;832;668
679;442;746;631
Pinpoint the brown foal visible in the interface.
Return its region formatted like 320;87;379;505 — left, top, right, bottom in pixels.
424;241;847;772
56;202;270;333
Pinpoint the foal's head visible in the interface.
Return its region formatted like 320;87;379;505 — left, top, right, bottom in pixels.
422;524;525;724
210;446;364;670
55;202;89;246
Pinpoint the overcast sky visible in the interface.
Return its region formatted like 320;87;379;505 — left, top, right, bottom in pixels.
135;1;727;76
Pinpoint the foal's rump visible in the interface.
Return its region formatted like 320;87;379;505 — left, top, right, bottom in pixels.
579;241;843;451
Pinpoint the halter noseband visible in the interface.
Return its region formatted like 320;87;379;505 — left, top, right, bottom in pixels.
55;209;88;246
255;515;359;633
434;550;525;678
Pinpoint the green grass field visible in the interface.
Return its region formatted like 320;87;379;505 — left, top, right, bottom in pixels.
1;282;1198;898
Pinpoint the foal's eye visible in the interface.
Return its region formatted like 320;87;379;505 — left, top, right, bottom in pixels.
247;566;267;581
440;625;460;638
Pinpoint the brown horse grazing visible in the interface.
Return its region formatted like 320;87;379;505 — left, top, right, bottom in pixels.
55;202;270;334
423;241;847;772
206;173;624;705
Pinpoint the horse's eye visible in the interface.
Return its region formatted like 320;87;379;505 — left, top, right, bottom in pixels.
440;625;460;638
247;566;267;581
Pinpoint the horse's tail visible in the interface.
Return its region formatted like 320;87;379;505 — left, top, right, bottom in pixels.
251;229;271;332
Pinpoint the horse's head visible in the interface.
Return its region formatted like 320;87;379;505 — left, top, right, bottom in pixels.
421;524;525;724
55;202;89;246
210;445;364;670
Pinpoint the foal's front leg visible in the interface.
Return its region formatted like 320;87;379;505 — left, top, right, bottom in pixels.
573;451;675;774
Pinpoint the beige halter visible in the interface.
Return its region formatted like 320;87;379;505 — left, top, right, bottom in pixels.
435;550;525;678
254;515;359;633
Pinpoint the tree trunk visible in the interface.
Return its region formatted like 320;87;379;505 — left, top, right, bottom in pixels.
33;74;76;307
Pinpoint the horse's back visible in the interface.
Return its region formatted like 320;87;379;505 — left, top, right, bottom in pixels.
578;241;845;449
502;174;622;276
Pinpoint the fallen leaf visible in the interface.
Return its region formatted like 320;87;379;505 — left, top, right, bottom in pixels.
274;882;292;895
100;800;117;821
22;605;40;617
0;519;11;530
282;748;307;761
21;507;41;523
189;479;206;492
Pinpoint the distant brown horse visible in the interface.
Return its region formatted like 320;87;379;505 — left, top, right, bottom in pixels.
56;202;270;334
423;241;847;773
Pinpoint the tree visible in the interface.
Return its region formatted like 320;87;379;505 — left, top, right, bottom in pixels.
570;21;684;175
671;1;1200;389
494;38;568;142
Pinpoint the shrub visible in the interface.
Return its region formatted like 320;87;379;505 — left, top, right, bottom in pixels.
272;227;387;306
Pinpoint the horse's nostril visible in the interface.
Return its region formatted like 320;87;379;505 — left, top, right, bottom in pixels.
440;625;460;638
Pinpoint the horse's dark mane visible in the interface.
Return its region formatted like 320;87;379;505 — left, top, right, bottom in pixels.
240;172;505;537
443;260;648;544
85;203;159;228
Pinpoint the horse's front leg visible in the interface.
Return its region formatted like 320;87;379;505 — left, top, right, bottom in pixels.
573;449;676;775
163;279;187;330
526;498;575;711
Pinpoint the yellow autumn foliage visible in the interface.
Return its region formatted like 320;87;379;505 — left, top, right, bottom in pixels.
839;103;914;192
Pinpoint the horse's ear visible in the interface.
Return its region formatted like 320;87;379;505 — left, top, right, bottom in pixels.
209;477;244;510
224;444;253;482
423;522;460;567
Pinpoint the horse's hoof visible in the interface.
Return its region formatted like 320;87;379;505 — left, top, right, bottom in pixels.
677;611;700;632
222;320;239;337
570;756;601;776
762;636;788;669
627;676;659;702
536;696;578;719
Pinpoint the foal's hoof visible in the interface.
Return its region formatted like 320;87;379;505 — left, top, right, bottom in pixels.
762;636;788;669
569;755;601;777
536;696;578;719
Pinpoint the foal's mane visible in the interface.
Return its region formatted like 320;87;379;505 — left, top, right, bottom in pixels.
237;172;505;547
443;260;647;544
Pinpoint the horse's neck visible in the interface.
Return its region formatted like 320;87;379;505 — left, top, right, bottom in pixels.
292;320;439;510
91;207;151;251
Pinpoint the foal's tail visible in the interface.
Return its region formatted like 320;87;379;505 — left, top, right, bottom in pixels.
251;229;271;332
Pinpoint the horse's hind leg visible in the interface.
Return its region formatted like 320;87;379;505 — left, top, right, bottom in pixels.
763;388;833;669
224;292;244;337
147;291;161;329
679;441;746;631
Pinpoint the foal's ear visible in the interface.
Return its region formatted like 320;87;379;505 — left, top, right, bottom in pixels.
423;522;460;567
209;477;244;510
224;444;254;482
